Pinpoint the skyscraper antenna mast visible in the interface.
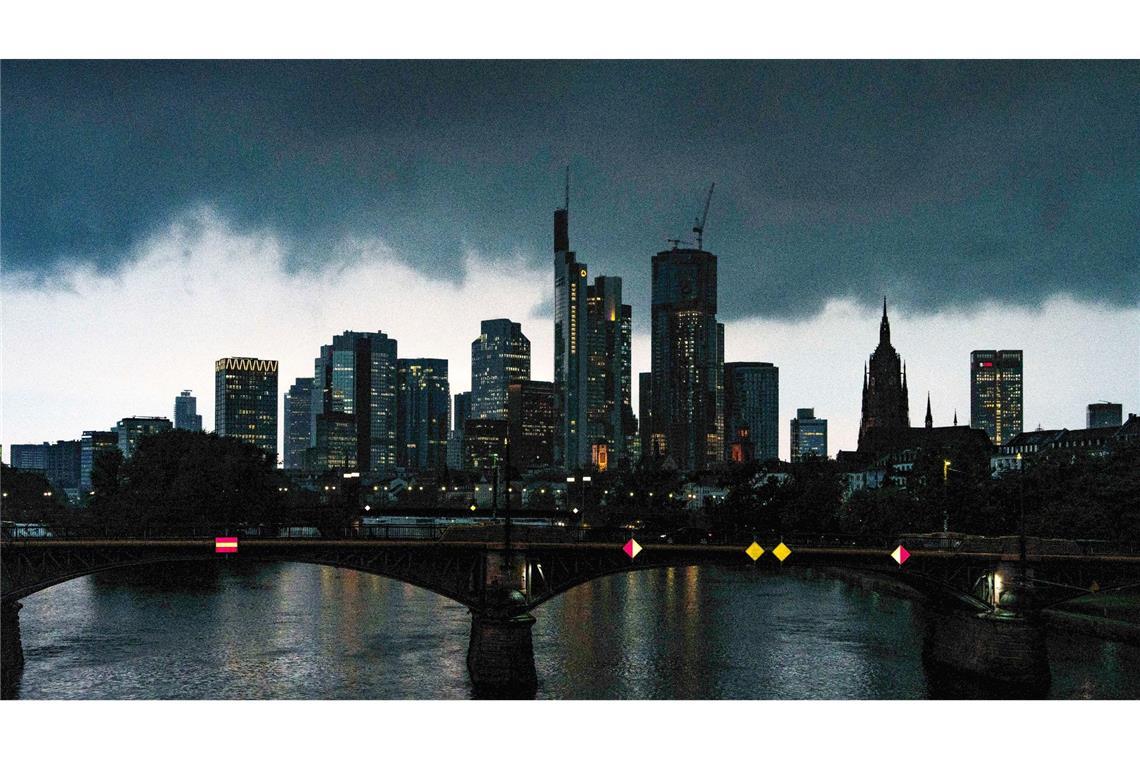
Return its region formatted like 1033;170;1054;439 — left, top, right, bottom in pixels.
564;166;570;212
693;182;715;250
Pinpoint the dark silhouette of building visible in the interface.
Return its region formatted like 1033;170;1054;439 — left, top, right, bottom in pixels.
283;378;314;470
11;439;85;502
858;300;910;454
472;319;530;421
397;358;450;473
508;380;555;471
80;430;118;495
790;408;828;462
174;390;202;432
463;418;509;472
638;371;658;463
115;416;174;459
10;444;47;472
215;357;278;459
1087;402;1123;429
311;332;397;474
651;246;724;471
724;362;779;463
970;349;1023;445
448;391;473;470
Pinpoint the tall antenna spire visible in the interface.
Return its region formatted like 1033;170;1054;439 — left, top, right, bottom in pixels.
564;165;570;211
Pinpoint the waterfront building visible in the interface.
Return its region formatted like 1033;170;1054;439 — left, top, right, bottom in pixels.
447;391;473;471
215;357;278;459
553;179;590;469
585;275;634;470
463;418;509;472
80;430;119;494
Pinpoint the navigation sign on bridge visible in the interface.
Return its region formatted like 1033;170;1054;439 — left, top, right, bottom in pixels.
215;537;238;554
623;539;642;559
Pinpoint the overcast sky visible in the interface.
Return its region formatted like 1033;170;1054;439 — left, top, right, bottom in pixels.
2;60;1137;461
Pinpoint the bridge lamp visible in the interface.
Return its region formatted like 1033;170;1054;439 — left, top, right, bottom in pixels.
364;505;371;512
44;491;52;497
470;503;477;512
566;476;576;483
582;476;592;482
572;507;579;514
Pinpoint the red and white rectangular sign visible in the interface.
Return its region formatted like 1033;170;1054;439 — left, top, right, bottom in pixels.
215;536;238;554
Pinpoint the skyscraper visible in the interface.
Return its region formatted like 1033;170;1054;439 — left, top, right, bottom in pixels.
471;319;530;421
311;331;398;474
283;377;314;470
553;177;589;469
724;362;779;463
638;371;658;462
790;408;828;462
448;391;473;470
215;357;279;459
970;349;1023;446
508;380;555;471
858;300;910;452
174;390;203;432
650;246;724;471
1087;402;1123;429
397;358;450;473
585;275;634;469
115;416;174;458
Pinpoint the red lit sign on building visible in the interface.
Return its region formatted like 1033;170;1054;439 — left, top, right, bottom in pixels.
979;362;993;367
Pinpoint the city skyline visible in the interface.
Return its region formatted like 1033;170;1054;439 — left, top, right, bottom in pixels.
2;61;1138;462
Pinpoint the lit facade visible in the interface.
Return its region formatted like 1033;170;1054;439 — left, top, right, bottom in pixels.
471;319;530;421
215;357;279;459
397;358;450;473
791;408;828;462
650;247;724;471
586;275;634;469
508;380;555;471
970;349;1023;446
80;430;119;493
553;196;590;469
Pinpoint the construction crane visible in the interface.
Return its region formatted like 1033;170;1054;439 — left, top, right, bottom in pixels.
692;182;715;251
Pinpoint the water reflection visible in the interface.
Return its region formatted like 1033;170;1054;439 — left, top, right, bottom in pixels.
10;562;1139;699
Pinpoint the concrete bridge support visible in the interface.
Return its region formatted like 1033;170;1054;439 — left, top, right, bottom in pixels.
466;551;537;698
923;563;1050;690
2;601;24;699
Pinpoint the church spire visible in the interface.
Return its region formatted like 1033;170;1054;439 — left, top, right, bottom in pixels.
953;409;958;426
902;361;908;390
925;392;933;429
879;297;891;347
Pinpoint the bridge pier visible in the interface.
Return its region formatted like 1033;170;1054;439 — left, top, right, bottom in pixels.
923;561;1049;692
2;601;24;699
467;550;537;698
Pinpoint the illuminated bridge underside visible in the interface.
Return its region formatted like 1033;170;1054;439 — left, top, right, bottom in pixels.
3;540;1138;614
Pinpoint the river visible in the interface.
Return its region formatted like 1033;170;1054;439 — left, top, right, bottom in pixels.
10;562;1140;699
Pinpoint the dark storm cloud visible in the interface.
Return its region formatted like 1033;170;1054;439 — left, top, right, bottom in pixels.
2;60;1137;319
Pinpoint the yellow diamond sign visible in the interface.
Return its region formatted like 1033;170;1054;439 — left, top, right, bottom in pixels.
745;542;764;561
773;542;791;562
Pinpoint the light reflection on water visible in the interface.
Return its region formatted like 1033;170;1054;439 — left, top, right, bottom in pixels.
11;562;1140;699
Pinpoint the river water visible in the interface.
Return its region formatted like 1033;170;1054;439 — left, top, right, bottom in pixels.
10;562;1140;699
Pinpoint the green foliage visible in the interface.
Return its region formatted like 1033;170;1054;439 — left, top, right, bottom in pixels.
90;430;286;531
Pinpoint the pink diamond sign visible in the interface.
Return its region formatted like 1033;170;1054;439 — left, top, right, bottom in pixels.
891;545;910;565
623;539;642;559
